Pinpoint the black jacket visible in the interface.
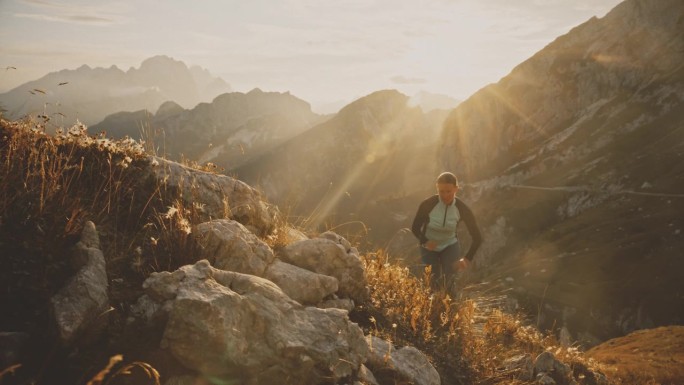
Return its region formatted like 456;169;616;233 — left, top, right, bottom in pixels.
411;195;483;261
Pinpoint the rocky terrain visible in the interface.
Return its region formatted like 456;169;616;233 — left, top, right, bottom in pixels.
0;55;231;126
434;0;684;345
0;118;619;385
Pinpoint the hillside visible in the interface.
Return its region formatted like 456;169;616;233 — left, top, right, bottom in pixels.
0;117;627;385
92;88;327;170
233;89;449;243
0;55;231;126
435;0;684;345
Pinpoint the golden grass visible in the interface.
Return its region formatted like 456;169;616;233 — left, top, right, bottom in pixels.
363;250;617;385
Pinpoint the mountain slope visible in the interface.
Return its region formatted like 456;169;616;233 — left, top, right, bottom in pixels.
92;89;326;170
233;90;449;242
0;55;231;126
438;0;684;344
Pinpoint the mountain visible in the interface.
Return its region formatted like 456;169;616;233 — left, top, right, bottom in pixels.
233;90;450;242
92;88;326;169
409;91;461;112
0;55;231;126
437;0;684;344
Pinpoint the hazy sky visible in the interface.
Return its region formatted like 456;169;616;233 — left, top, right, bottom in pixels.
0;0;622;112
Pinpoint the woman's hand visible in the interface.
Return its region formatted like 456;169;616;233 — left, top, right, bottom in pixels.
423;240;437;251
457;258;470;271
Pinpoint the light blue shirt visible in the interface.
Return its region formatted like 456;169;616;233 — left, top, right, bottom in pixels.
425;198;460;252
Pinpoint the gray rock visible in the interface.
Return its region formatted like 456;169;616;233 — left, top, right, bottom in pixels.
194;219;275;275
318;298;355;312
138;260;368;385
51;221;109;345
279;236;368;303
358;364;379;385
534;351;573;385
503;353;534;381
537;373;557;385
263;259;338;305
535;351;571;377
151;157;278;235
365;335;440;385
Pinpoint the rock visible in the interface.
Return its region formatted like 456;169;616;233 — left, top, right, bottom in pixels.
50;221;109;345
282;225;309;243
503;353;534;381
136;260;368;384
279;235;368;303
534;351;573;385
193;219;275;275
358;364;380;385
318;298;355;312
537;372;557;385
319;231;352;251
151;157;278;235
365;335;440;385
263;259;338;305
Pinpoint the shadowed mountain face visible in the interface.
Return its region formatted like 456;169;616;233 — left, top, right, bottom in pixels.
233;90;449;243
0;55;231;126
92;89;326;170
439;0;684;344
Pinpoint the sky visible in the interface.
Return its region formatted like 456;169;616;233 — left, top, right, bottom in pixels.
0;0;623;113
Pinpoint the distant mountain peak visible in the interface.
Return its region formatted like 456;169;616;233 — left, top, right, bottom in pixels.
0;55;232;125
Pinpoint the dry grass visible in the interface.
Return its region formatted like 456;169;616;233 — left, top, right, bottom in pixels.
363;250;617;385
0;117;228;383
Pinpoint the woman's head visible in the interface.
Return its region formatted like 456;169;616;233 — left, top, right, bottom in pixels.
436;172;459;204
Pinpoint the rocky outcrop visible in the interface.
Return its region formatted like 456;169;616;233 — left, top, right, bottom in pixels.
93;88;324;170
193;219;275;275
365;335;440;385
193;219;342;305
151;158;278;235
50;221;109;345
132;260;368;385
278;234;369;303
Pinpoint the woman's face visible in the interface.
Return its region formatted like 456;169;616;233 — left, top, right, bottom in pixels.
436;182;459;204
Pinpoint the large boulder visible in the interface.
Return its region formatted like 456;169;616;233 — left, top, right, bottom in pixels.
193;219;339;305
133;260;368;384
150;157;278;235
278;232;368;303
193;219;275;275
263;260;338;305
50;221;109;345
365;335;440;385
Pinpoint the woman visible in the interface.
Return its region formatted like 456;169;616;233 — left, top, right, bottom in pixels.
411;172;482;289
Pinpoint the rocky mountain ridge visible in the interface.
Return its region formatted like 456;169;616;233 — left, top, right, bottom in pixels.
436;0;684;344
92;88;327;170
233;89;449;241
0;55;231;126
